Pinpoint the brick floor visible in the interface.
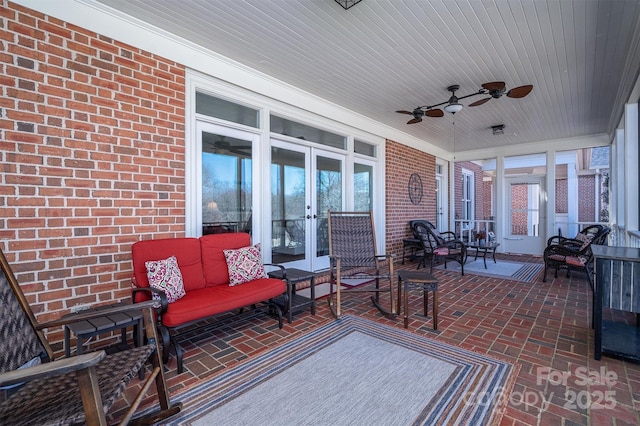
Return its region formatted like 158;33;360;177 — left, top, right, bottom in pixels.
111;254;640;425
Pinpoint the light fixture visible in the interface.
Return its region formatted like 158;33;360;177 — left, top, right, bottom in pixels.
444;85;463;114
491;124;505;135
335;0;362;10
444;101;463;114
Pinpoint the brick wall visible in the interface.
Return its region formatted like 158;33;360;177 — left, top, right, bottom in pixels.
0;2;186;334
385;140;436;257
453;160;485;231
578;175;596;222
510;183;529;235
556;178;568;213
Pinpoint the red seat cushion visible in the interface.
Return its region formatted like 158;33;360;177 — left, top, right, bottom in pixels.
161;278;286;327
549;254;566;262
566;256;587;267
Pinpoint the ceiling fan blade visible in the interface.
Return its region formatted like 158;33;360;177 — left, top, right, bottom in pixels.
425;109;444;117
468;97;491;107
506;85;533;98
396;110;414;115
481;81;506;92
407;117;422;124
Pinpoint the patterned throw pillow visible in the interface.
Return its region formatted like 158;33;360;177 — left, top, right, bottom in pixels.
145;255;186;303
575;233;594;250
223;244;267;286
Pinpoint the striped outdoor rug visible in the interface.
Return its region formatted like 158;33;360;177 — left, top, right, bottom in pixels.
168;315;516;425
436;259;543;283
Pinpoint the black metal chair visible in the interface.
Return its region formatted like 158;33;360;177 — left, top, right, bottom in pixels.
327;211;395;319
0;246;182;425
413;222;467;275
401;220;436;265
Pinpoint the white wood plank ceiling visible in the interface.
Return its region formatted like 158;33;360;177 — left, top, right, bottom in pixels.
94;0;640;154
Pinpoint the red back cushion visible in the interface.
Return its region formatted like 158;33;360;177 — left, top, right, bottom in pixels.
131;238;206;292
200;233;252;287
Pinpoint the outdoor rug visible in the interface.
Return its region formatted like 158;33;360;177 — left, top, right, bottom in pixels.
435;259;543;283
168;315;516;425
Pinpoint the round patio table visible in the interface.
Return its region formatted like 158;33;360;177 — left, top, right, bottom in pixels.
465;241;500;269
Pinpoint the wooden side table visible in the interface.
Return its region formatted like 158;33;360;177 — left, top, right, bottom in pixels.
402;238;422;264
268;268;316;323
397;270;439;330
63;301;143;358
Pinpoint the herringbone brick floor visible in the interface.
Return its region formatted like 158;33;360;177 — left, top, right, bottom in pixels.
112;254;640;425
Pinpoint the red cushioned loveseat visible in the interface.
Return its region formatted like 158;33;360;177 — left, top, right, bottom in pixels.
131;233;286;373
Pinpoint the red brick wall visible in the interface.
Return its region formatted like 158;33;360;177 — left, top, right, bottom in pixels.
578;175;596;222
510;183;529;235
453;161;485;232
482;178;493;220
556;178;568;213
0;3;186;329
385;140;437;257
555;176;596;220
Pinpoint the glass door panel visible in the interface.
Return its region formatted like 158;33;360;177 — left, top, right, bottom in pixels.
315;155;343;263
270;140;344;270
505;178;545;254
201;132;253;236
271;145;308;265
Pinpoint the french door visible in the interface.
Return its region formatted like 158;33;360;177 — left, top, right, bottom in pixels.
503;176;546;255
271;140;344;271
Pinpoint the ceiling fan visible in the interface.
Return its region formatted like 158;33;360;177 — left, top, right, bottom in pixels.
468;82;533;107
396;82;533;124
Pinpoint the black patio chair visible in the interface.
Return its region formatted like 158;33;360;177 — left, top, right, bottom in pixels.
543;225;610;283
413;222;467;275
0;246;182;425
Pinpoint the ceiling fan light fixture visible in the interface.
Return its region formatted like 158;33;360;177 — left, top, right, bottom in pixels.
444;102;463;114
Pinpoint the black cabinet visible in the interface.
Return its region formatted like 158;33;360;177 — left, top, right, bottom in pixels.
593;245;640;361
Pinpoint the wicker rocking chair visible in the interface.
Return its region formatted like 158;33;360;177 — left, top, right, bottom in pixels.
327;211;395;319
0;246;182;425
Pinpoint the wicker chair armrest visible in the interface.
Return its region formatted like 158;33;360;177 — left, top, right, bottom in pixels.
440;231;457;241
546;235;568;246
38;300;159;330
443;239;466;250
0;351;105;388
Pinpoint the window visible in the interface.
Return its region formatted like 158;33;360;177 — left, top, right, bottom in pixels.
354;139;376;157
461;169;474;228
270;115;346;150
196;92;259;128
354;162;373;211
